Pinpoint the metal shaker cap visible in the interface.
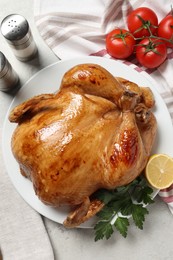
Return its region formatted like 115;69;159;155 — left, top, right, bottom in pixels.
1;14;30;45
0;51;8;78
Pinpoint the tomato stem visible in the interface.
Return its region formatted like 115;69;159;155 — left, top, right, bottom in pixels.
132;13;173;46
135;34;173;45
136;38;165;56
110;30;134;46
171;5;173;17
133;14;157;36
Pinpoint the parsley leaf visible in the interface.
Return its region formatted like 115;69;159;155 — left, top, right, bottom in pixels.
94;221;114;241
94;189;116;204
96;205;114;220
93;176;154;241
132;177;154;204
131;204;149;229
114;217;129;238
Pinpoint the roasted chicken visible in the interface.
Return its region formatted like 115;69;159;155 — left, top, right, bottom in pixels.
9;63;157;227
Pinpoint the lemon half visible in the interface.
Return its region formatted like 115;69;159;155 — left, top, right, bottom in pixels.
145;154;173;189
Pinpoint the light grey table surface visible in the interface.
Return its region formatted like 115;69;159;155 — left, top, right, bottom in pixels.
0;1;173;260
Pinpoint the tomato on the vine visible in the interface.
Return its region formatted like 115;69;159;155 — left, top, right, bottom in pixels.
106;28;135;59
136;38;167;68
127;7;158;38
158;14;173;48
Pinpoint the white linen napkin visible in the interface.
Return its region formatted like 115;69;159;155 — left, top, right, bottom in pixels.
0;169;54;260
34;0;173;214
0;165;54;260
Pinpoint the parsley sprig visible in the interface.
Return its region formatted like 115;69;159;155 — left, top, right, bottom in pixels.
93;176;154;241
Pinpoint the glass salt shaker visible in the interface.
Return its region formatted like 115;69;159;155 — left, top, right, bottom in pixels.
1;14;38;62
0;51;19;92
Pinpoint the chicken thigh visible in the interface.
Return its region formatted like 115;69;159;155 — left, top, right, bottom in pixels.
9;63;157;227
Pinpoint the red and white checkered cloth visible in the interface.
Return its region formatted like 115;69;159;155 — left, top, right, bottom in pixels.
34;0;173;213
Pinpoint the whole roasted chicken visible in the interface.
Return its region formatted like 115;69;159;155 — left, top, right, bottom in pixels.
9;63;157;227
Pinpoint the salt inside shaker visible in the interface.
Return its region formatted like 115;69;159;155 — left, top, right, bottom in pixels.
1;14;37;61
0;51;19;92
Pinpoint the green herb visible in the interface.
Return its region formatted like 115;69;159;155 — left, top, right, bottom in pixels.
93;176;154;241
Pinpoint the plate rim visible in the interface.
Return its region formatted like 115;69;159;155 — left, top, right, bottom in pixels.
2;56;173;228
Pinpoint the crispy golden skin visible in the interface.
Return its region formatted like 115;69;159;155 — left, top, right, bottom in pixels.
9;64;157;227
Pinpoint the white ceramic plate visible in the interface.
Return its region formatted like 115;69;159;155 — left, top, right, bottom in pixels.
2;56;173;228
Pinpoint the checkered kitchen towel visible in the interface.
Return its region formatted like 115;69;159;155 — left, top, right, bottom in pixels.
34;0;173;213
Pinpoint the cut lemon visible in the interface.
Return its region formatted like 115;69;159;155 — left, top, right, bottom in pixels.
145;154;173;189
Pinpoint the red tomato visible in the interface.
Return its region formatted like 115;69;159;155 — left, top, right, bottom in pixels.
158;15;173;48
106;28;135;59
136;38;167;68
127;7;158;38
